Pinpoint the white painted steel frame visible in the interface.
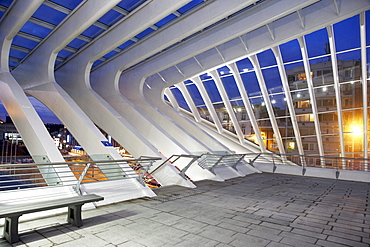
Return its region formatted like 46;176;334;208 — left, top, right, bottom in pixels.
249;55;285;155
228;62;266;152
298;37;325;167
327;25;346;161
209;70;245;144
192;76;224;134
271;46;305;161
360;12;368;169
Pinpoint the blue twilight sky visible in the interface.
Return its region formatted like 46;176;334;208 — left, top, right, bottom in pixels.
0;98;62;124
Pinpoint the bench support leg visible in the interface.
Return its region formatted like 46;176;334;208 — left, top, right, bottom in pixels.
3;215;20;244
68;204;83;227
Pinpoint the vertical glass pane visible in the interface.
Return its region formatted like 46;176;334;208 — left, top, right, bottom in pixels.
309;56;333;87
322;134;341;155
314;85;336;112
333;15;360;52
186;84;205;106
285;61;307;90
270;93;288;117
258;119;276;151
367;10;370;46
250;97;268;119
279;39;302;63
292;89;312;114
257;49;276;68
240;71;261;97
318;112;338;135
220;75;241;100
336;49;361;83
197;106;213;123
343;108;363;157
305;28;330;58
262;67;283;94
278;117;292;138
236;57;254;73
170;87;190;111
203;79;222;103
340;81;363;110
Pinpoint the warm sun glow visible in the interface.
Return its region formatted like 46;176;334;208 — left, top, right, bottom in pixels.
351;125;362;136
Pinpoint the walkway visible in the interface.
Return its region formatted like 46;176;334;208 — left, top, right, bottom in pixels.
1;173;369;246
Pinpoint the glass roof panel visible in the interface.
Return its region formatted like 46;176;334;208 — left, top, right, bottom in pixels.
171;87;190;111
221;75;241;100
67;38;87;49
0;12;4;19
12;36;38;50
81;25;103;38
49;0;82;10
257;49;276;68
9;60;17;67
186;84;205;106
117;0;146;11
261;67;283;94
305;28;329;58
9;49;27;59
184;79;193;85
103;50;117;59
203;80;222;103
32;4;67;25
217;66;231;76
240;71;261;97
333;14;360;52
54;60;62;67
155;14;177;27
366;10;370;46
236;57;254;73
98;9;122;26
58;50;73;58
20;22;52;38
177;0;203;14
199;72;212;81
92;60;103;67
118;40;134;49
279;39;302;63
0;0;13;7
135;28;154;39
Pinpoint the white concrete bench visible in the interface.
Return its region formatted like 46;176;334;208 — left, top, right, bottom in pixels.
0;194;104;244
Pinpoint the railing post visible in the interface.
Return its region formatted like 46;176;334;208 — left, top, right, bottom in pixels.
74;163;91;195
179;157;200;179
136;161;155;186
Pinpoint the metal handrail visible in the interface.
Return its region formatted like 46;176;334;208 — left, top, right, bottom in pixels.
0;157;162;192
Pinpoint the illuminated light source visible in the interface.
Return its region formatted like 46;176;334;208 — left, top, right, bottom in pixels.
237;108;242;112
283;98;287;101
243;68;249;72
261;102;265;106
297;93;301;98
351;125;362;136
271;99;276;104
323;87;327;92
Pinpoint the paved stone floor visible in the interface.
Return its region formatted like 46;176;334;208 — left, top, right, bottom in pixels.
1;173;370;247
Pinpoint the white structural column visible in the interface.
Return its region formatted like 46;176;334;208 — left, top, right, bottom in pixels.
192;76;224;134
164;88;180;111
176;83;202;122
228;62;266;152
11;0;129;166
249;55;285;155
360;12;368;169
327;25;345;161
298;37;325;166
271;47;305;161
209;70;245;144
0;0;71;185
